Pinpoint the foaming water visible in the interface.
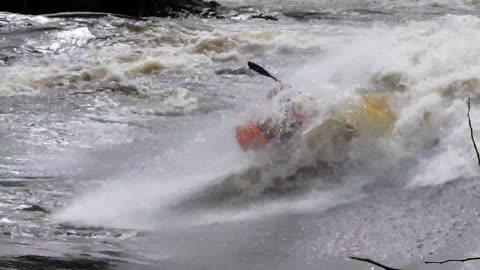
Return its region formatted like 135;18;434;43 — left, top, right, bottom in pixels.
52;111;252;229
5;6;480;269
0;15;338;96
51;14;480;232
281;15;480;189
52;98;364;230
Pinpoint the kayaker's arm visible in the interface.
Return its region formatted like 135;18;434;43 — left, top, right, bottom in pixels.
267;84;285;100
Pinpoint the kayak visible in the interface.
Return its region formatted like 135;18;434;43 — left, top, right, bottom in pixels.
235;94;396;162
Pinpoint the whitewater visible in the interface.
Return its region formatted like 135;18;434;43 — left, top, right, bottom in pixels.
2;0;480;269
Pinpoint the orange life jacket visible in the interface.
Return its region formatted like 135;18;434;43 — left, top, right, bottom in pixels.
235;122;271;151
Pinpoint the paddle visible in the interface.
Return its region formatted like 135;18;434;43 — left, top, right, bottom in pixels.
247;61;280;82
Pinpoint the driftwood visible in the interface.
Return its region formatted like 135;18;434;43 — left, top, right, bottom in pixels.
349;257;403;270
351;255;480;269
468;97;480;166
425;257;480;264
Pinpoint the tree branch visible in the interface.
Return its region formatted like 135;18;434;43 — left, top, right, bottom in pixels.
467;97;480;166
349;256;403;270
425;257;480;264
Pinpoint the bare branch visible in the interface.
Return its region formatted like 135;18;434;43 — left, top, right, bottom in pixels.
349;256;403;270
468;97;480;166
425;257;480;264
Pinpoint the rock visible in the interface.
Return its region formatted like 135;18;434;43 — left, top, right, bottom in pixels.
20;205;50;214
0;0;284;21
283;11;336;21
0;0;223;18
208;1;221;8
251;13;279;21
0;55;9;65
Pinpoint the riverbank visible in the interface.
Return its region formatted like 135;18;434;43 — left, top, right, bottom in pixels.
0;0;222;17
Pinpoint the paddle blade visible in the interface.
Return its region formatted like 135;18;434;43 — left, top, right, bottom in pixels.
248;61;279;82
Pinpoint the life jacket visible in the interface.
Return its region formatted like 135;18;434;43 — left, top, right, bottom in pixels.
235;93;315;151
235;111;306;152
235;122;271;151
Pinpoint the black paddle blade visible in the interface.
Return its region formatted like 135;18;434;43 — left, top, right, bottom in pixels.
248;61;279;82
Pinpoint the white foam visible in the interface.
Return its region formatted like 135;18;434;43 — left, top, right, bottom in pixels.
52;112;253;229
45;14;480;230
279;15;480;188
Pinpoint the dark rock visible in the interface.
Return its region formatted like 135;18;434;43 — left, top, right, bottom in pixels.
0;55;9;65
200;8;218;18
147;0;226;18
283;11;338;21
251;13;279;21
208;1;221;8
20;205;50;214
0;255;111;270
44;12;141;20
57;223;105;231
0;0;223;18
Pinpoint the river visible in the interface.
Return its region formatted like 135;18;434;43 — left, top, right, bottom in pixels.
2;1;480;269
